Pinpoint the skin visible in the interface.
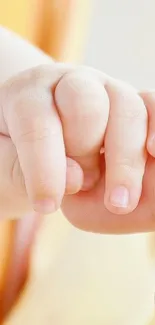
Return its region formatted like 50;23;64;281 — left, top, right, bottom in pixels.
1;26;155;235
0;62;155;234
0;27;155;321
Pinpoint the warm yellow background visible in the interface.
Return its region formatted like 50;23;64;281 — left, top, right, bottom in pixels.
0;0;91;61
0;0;39;44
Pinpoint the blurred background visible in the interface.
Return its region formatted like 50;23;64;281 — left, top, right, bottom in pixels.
0;1;155;322
0;0;155;88
84;0;155;89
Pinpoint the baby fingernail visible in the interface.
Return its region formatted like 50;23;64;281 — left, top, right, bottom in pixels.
110;186;129;208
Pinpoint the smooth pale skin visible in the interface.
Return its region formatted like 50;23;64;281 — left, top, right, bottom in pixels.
0;27;155;324
1;30;155;234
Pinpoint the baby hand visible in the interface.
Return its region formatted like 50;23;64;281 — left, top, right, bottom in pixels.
0;64;147;220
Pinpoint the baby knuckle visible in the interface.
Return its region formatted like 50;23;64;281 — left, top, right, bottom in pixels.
121;95;146;120
2;65;52;107
18;126;51;143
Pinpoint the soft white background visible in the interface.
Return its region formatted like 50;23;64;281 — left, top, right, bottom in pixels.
84;0;155;89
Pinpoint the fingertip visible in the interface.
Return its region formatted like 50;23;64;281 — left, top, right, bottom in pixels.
104;203;137;215
65;158;83;195
65;158;101;194
104;185;141;215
